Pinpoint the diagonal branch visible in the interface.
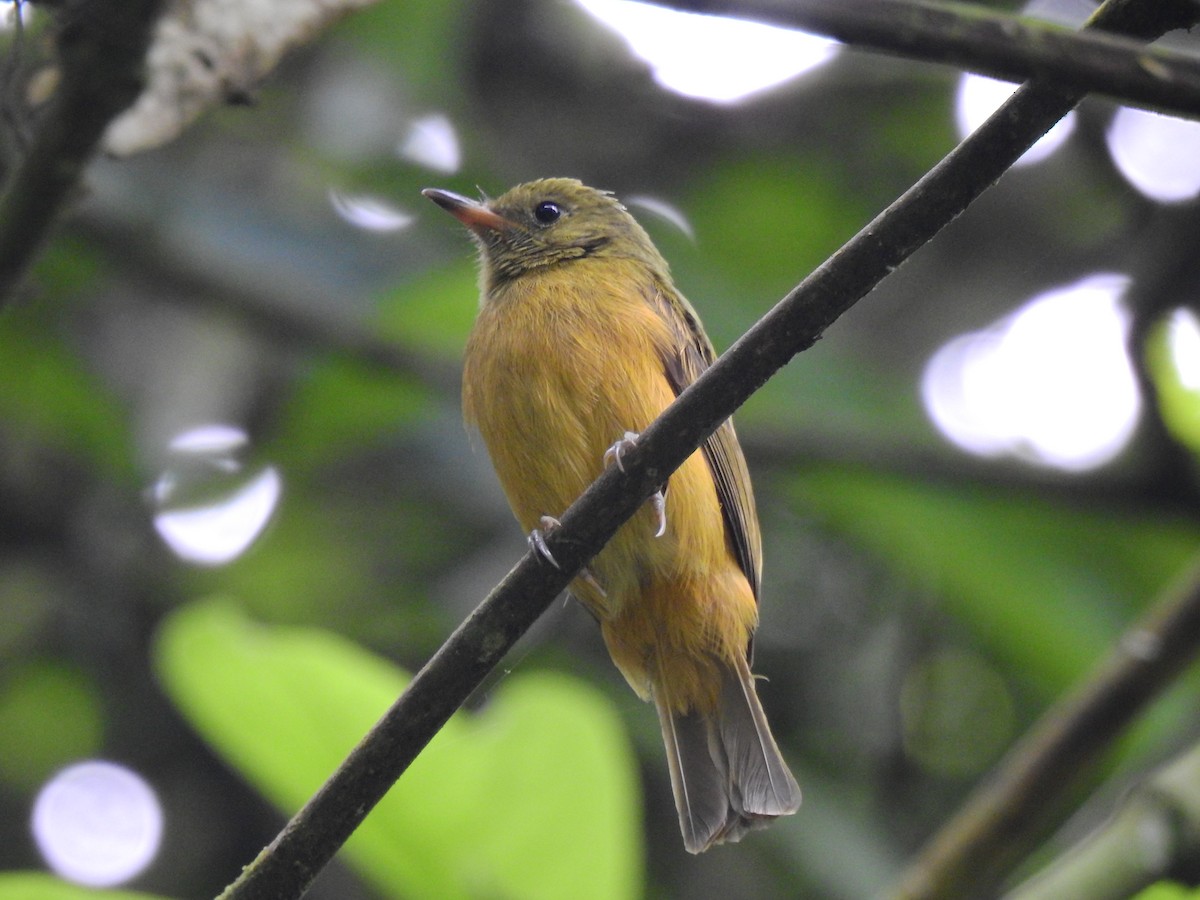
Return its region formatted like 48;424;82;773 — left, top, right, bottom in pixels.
892;557;1200;899
217;0;1197;897
0;0;166;306
1007;728;1200;898
659;0;1200;120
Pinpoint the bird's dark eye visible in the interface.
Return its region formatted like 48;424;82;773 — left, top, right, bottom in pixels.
533;201;561;225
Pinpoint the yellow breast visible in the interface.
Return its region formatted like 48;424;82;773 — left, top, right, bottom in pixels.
462;257;759;705
463;262;720;592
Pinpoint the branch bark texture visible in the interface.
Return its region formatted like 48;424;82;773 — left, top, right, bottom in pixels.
661;0;1200;119
219;0;1198;897
0;0;165;304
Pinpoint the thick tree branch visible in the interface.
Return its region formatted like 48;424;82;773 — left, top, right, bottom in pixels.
660;0;1200;120
217;0;1195;897
0;0;165;306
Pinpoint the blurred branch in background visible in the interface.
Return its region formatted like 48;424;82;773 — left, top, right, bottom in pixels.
661;0;1200;119
74;212;461;392
1008;738;1200;899
101;0;381;156
0;0;164;304
892;555;1200;899
3;0;1200;896
219;0;1199;896
72;204;1190;511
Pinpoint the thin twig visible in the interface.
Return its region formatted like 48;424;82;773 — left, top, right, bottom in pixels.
659;0;1200;119
0;0;165;306
217;0;1196;896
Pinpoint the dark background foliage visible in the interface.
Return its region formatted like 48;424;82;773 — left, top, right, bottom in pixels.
2;0;1200;897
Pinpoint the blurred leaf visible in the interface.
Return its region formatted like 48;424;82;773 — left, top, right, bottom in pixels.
874;84;957;176
31;236;105;297
0;873;167;900
684;154;872;320
272;359;429;472
790;465;1200;694
272;266;475;472
154;599;642;899
1135;885;1200;899
1146;311;1200;457
375;264;479;355
0;309;133;480
0;661;104;791
333;0;466;96
195;489;452;654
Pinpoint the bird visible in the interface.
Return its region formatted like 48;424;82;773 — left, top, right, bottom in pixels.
423;178;800;853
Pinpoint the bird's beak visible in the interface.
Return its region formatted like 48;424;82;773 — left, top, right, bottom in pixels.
422;188;514;234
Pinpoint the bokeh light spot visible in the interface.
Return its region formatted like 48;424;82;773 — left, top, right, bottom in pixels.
1168;308;1200;390
625;194;695;241
901;649;1015;778
329;191;415;233
922;274;1140;471
32;761;163;887
1108;106;1200;203
576;0;838;104
397;113;461;173
955;73;1075;166
152;424;282;566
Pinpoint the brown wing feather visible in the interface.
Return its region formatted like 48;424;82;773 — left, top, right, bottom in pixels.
650;284;763;600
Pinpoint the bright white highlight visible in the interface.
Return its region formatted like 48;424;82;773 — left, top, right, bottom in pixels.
576;0;838;103
329;191;415;233
1168;308;1200;389
32;761;163;887
955;74;1075;166
167;422;246;456
1108;107;1200;203
155;468;282;565
922;274;1141;471
152;424;282;566
626;194;695;240
0;3;32;31
397;113;461;173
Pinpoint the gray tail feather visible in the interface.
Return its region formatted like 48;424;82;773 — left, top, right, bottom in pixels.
654;656;801;854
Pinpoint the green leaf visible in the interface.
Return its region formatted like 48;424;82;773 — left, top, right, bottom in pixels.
0;661;104;791
0;308;133;480
1146;310;1200;457
683;155;872;319
0;872;168;900
154;599;642;899
272;265;476;472
1134;885;1200;900
334;0;466;96
374;264;479;356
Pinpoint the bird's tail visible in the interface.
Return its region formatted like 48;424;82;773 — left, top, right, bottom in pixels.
653;652;801;853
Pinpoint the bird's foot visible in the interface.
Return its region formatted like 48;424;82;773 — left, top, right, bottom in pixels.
528;515;607;596
649;488;667;538
528;515;563;570
603;431;667;538
603;431;641;472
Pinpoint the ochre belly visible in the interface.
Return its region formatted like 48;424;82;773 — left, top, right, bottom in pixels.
462;264;758;711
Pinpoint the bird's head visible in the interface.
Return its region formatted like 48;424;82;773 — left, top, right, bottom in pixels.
423;178;668;287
